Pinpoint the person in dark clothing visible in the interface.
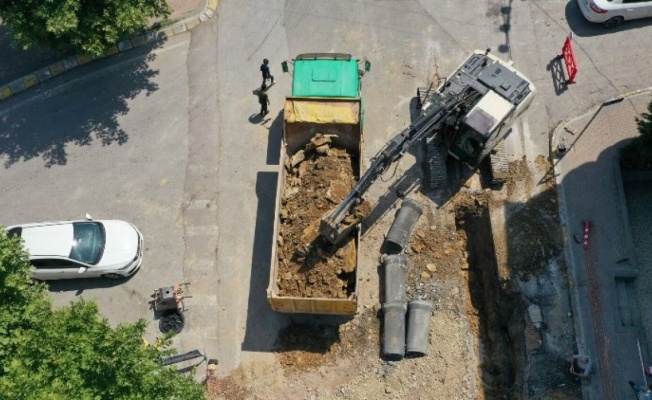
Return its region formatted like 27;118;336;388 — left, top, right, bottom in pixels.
261;59;274;87
258;84;270;116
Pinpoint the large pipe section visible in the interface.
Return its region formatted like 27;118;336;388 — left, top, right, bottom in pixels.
383;254;407;303
384;198;424;254
406;300;433;356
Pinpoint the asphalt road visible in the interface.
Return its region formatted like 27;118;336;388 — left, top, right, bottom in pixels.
1;0;652;380
0;33;194;333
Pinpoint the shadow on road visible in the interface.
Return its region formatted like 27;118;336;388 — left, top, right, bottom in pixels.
266;110;283;165
0;42;163;168
46;275;131;293
0;24;71;86
241;171;289;352
547;56;569;96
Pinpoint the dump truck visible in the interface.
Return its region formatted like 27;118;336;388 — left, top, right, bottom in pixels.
320;49;536;244
266;53;369;315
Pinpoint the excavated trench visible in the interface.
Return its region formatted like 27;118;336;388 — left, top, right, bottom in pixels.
455;200;526;399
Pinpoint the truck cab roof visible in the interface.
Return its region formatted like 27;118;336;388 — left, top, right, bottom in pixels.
292;53;360;98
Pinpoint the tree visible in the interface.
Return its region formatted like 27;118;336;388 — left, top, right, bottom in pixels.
0;228;205;400
621;96;652;171
0;228;50;365
0;0;171;55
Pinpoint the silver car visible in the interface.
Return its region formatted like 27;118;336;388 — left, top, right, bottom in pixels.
7;215;143;280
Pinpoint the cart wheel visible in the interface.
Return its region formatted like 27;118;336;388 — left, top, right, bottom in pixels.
159;310;185;334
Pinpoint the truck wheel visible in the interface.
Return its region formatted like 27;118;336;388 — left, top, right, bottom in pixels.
603;16;623;28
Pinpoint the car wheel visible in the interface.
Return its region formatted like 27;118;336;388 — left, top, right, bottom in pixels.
102;273;124;280
603;16;624;28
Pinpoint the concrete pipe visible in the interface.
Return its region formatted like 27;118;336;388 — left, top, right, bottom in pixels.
384;198;424;254
382;302;407;360
383;254;407;303
406;300;433;356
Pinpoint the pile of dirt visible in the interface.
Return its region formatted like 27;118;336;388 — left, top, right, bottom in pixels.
504;157;563;277
273;310;381;373
402;197;470;300
276;134;370;299
506;156;533;198
275;323;340;370
206;374;252;399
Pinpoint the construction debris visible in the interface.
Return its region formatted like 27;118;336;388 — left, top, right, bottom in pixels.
276;134;370;298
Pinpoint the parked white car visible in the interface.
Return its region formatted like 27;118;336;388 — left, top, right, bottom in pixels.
7;216;143;280
578;0;652;28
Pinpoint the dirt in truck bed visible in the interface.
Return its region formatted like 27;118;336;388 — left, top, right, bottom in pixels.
276;134;370;298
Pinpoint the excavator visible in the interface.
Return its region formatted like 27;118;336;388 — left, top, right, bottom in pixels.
319;49;536;244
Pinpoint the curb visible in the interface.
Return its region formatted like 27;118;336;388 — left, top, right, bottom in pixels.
0;0;219;102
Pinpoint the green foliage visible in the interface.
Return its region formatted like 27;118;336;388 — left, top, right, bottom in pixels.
0;228;50;367
621;96;652;171
0;229;205;400
0;0;171;55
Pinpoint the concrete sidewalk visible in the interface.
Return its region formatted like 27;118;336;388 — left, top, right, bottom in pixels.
169;0;206;20
554;90;652;400
0;0;208;89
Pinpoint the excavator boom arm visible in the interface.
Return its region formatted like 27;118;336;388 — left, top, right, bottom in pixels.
319;88;480;244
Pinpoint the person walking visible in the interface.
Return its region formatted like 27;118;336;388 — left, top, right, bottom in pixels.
261;59;274;87
258;84;270;116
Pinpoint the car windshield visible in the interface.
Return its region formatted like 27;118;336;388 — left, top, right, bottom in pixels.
69;222;105;265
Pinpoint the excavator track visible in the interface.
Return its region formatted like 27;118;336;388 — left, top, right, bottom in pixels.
424;136;448;191
489;140;509;186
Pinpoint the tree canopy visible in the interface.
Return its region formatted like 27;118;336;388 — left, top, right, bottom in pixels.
0;228;205;400
0;0;171;55
621;96;652;171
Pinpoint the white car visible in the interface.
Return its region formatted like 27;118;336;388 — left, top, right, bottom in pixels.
7;216;143;280
577;0;652;28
